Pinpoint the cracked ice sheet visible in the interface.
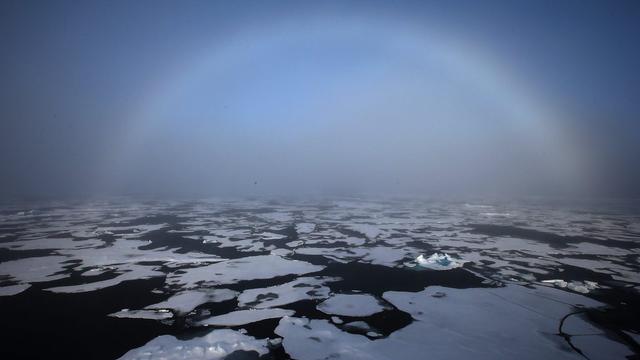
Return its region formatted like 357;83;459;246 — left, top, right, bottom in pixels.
117;329;269;360
276;285;631;360
166;255;324;289
197;308;295;327
145;288;238;315
237;276;340;309
376;285;631;360
317;294;388;317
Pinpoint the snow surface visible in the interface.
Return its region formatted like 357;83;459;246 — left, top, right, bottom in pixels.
276;285;632;360
317;294;387;317
197;308;294;326
416;252;465;270
237;276;338;309
109;308;173;320
118;329;269;360
144;288;238;315
166;255;324;289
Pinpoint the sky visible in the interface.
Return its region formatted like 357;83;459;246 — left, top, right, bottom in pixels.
0;0;639;199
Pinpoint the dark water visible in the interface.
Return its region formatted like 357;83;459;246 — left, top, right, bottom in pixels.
0;198;638;359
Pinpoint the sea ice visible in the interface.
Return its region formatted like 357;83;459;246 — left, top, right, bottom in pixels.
416;252;464;270
275;316;373;360
145;288;238;315
237;276;339;309
317;294;387;317
0;256;69;285
197;308;295;327
45;265;163;293
118;329;270;360
0;283;31;296
109;308;173;320
296;223;316;234
166;255;324;289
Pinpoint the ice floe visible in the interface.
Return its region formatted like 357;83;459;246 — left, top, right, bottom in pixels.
276;285;632;360
415;252;465;270
118;329;270;360
275;316;373;360
109;308;173;320
166;255;324;289
295;222;316;234
0;283;31;296
0;256;70;285
45;264;164;293
542;279;599;294
197;308;295;326
144;288;238;315
317;294;387;317
237;276;339;309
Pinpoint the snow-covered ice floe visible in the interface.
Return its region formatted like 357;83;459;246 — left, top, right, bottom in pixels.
415;252;465;270
144;288;238;315
196;308;294;326
117;329;269;360
542;279;599;294
109;308;173;321
275;285;634;360
237;276;340;309
166;255;324;289
317;294;388;317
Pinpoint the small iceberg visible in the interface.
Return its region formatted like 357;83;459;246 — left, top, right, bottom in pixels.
416;253;464;270
542;279;599;294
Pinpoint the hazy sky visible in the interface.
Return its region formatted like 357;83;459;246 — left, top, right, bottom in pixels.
1;0;639;199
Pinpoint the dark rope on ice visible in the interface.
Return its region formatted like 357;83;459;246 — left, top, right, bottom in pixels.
558;310;591;360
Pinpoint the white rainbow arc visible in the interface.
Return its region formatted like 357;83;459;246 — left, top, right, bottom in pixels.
96;14;591;194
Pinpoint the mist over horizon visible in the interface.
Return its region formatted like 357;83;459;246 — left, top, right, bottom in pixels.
1;0;639;200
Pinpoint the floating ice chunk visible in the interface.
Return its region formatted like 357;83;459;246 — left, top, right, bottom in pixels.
0;283;31;296
317;294;387;317
109;308;173;320
347;224;381;240
166;255;324;289
360;246;411;267
0;256;69;284
45;265;163;293
145;288;238;315
0;237;104;251
331;316;343;324
286;240;303;247
275;316;372;360
568;281;599;294
542;279;599;294
270;248;293;256
416;253;464;270
258;232;287;240
372;285;607;360
197;308;294;327
238;276;339;309
295;223;316;234
118;329;269;360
